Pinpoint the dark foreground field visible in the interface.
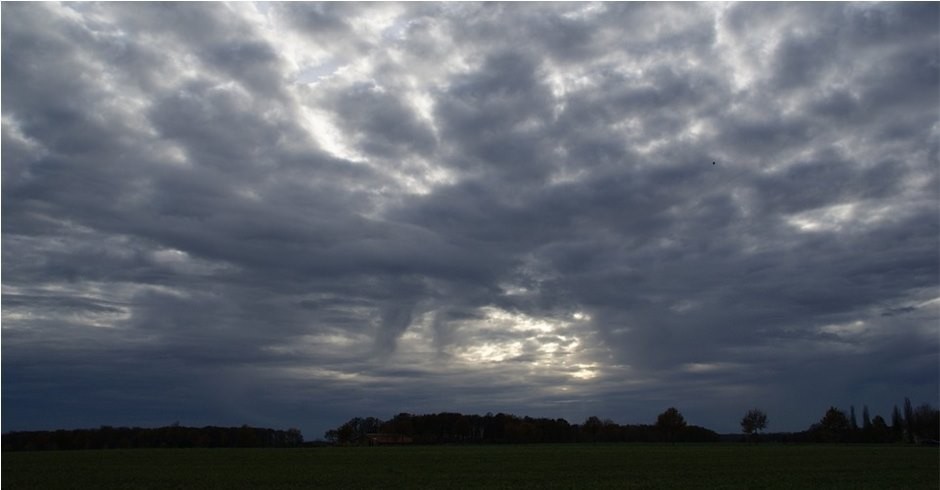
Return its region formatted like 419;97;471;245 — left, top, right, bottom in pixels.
3;444;937;489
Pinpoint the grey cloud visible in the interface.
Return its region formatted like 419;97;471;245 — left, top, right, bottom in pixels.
147;79;293;169
3;2;937;438
276;3;356;38
882;306;918;317
206;40;286;96
272;2;390;59
322;83;437;159
433;50;557;182
105;3;290;98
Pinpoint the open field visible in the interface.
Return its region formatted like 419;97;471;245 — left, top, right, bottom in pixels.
3;444;938;489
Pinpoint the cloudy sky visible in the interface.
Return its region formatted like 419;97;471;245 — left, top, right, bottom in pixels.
3;2;938;437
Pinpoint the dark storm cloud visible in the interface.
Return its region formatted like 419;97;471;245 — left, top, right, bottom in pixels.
3;2;937;438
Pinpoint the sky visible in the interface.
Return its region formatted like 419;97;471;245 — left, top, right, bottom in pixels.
2;2;938;438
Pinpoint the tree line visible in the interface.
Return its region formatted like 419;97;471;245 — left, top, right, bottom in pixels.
2;424;304;451
3;397;934;450
328;397;938;446
325;407;719;445
801;397;939;444
735;397;938;444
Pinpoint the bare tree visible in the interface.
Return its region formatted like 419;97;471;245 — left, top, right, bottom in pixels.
740;409;768;440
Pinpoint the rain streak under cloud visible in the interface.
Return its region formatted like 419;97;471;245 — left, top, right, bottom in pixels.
2;2;938;437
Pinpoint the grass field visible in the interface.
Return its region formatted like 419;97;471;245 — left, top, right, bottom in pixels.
3;444;937;489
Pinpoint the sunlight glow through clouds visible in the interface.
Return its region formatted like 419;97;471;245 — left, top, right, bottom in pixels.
441;306;600;381
570;363;600;380
481;306;558;334
1;282;133;329
682;362;740;374
819;320;867;337
785;200;906;233
2;116;48;158
460;341;525;363
299;106;368;163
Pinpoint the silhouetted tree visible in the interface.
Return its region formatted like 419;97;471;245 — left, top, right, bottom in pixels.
324;429;339;444
740;409;768;441
332;416;384;445
582;416;604;442
381;413;415;438
903;397;915;443
857;405;873;442
869;415;892;443
811;407;851;443
911;404;940;443
849;406;858;431
891;405;904;442
655;407;687;442
286;428;303;446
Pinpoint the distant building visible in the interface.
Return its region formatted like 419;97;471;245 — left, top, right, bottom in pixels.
365;433;413;446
